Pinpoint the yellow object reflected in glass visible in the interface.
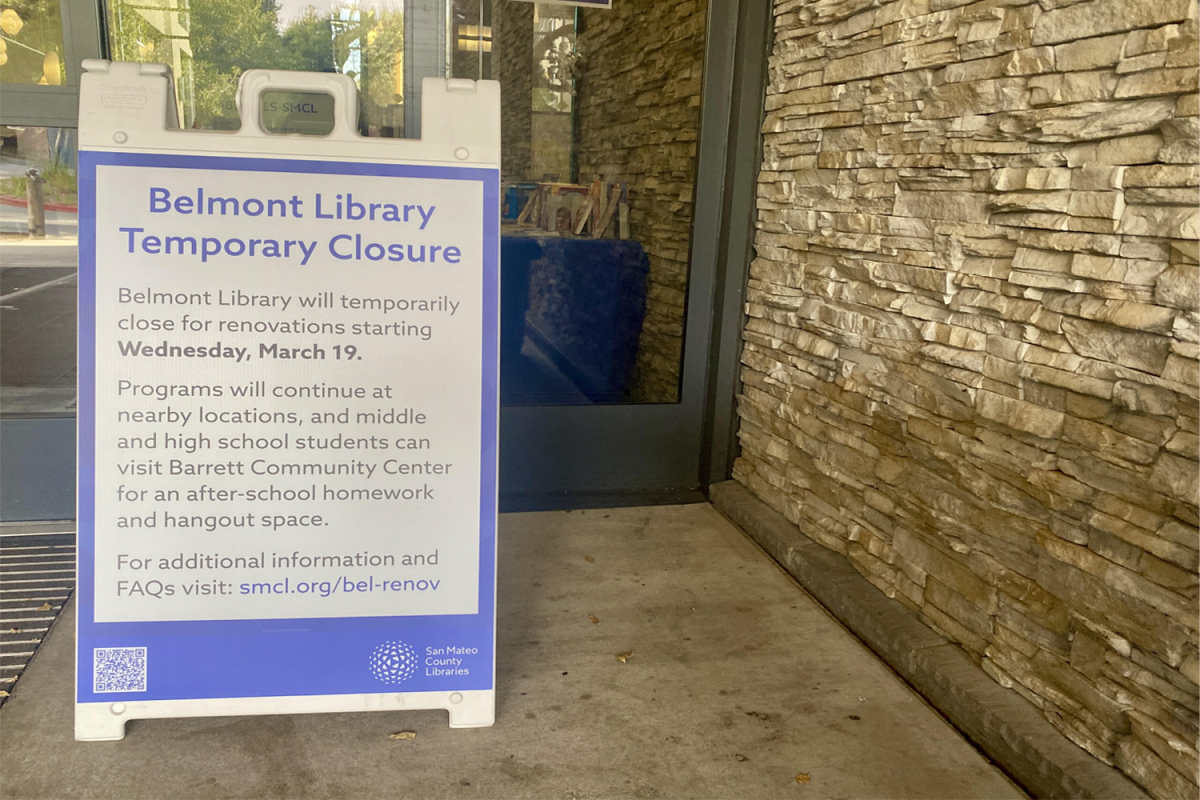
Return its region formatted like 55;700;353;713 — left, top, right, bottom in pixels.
0;2;67;86
0;7;24;35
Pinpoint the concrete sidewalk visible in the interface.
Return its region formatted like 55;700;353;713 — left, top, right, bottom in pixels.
0;238;79;268
0;504;1024;799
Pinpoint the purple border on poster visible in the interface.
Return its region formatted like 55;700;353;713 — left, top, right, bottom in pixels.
76;151;499;703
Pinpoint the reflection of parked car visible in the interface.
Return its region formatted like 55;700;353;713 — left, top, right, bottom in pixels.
0;127;20;159
14;125;50;162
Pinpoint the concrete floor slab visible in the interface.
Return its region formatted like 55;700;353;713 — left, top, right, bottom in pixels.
0;504;1024;799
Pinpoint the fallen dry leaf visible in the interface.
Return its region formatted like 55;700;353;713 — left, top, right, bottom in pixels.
588;614;599;624
794;773;810;784
388;731;417;740
616;651;633;663
584;555;595;563
35;603;51;612
7;628;20;634
0;690;9;697
735;754;748;762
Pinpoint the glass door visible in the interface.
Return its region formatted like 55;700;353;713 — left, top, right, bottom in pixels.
449;0;759;506
0;0;102;519
2;0;762;515
485;0;751;505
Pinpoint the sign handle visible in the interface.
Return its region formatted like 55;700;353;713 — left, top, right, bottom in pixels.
235;70;361;140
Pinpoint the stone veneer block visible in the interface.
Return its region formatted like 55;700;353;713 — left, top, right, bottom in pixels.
1032;0;1192;46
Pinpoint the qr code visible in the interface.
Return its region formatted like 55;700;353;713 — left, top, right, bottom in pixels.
93;647;147;693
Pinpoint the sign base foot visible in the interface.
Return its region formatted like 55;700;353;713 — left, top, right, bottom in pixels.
75;704;128;741
74;690;496;739
447;692;495;728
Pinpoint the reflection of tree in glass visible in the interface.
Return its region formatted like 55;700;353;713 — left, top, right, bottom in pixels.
189;0;296;127
107;0;272;127
363;8;403;110
535;27;577;93
326;2;404;135
532;22;577;114
283;7;337;74
0;0;67;86
107;0;377;130
360;7;404;135
106;1;169;67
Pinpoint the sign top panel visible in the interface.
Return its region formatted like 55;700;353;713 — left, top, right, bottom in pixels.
79;61;499;168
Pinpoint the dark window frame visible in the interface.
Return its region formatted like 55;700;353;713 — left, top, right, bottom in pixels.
0;0;105;126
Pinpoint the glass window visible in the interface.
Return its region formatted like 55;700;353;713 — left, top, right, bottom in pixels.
100;0;708;404
0;126;78;415
0;1;67;87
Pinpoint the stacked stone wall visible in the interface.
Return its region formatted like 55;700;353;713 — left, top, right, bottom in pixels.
575;0;706;401
732;0;1200;795
495;0;534;182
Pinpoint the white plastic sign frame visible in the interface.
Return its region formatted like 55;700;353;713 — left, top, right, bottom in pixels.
75;61;500;741
508;0;611;7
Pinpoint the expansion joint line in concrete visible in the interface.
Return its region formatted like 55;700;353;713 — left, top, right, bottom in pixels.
709;480;1151;800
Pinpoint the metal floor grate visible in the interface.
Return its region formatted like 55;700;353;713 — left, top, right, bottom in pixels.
0;524;75;706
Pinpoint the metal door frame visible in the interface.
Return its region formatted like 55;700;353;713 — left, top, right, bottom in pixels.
0;0;104;126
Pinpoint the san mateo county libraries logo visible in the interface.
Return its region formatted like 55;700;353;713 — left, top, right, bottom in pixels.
369;640;419;685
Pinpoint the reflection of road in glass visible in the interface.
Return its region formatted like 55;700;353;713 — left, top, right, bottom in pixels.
0;237;79;413
0;159;33;179
0;201;78;237
1;127;79;236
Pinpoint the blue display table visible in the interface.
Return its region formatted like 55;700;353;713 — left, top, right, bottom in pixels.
500;235;650;404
